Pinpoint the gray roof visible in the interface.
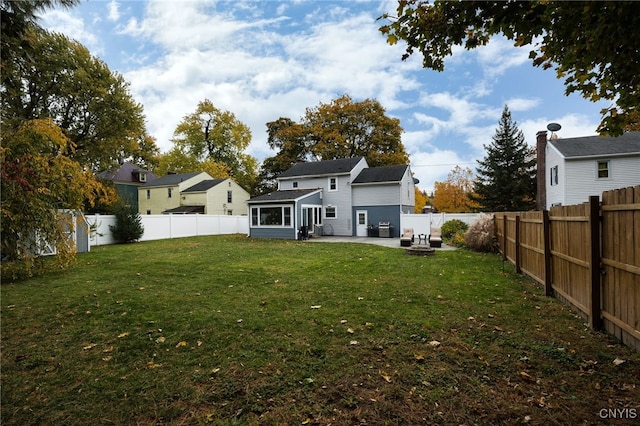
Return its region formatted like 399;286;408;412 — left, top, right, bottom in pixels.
278;157;365;178
97;161;157;183
142;172;201;187
182;179;226;192
550;131;640;158
352;165;409;184
249;188;320;203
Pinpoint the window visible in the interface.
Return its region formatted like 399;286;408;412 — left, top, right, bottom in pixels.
293;181;298;188
227;210;233;215
328;177;337;191
325;205;337;219
138;172;147;183
227;190;233;203
168;188;172;198
250;206;293;227
146;189;151;199
597;160;610;178
146;210;151;215
550;166;558;186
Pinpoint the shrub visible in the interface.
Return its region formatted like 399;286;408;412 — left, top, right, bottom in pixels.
465;214;499;253
109;203;144;243
441;219;469;240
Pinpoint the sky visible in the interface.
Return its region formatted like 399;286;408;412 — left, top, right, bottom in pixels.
41;0;612;193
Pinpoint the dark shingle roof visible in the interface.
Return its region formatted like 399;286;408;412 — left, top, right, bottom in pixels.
163;205;205;214
278;157;365;178
352;165;409;184
142;172;201;187
182;179;226;192
249;189;320;203
550;132;640;158
97;161;157;183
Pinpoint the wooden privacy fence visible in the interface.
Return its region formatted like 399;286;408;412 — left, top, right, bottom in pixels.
494;185;640;350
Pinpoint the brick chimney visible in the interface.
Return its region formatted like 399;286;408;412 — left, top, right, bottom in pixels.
536;131;548;210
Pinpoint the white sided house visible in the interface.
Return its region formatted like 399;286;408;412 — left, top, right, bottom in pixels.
536;131;640;209
247;157;417;239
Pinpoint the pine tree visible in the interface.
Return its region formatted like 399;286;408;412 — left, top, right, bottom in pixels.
109;203;144;243
472;106;536;211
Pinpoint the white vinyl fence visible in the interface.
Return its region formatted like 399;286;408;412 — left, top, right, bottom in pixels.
86;214;249;246
400;213;482;236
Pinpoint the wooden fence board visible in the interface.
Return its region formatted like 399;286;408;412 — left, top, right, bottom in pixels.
495;185;640;350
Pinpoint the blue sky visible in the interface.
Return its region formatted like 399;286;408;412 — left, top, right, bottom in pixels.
41;0;611;192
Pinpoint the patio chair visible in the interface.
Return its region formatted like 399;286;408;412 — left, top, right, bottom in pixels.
428;226;442;248
400;228;414;247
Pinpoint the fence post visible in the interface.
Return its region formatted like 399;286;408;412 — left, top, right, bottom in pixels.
502;215;508;261
589;196;603;330
515;215;521;273
542;210;553;296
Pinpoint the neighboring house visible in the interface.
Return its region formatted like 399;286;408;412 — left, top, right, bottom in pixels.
97;161;157;211
138;172;249;215
536;131;640;209
247;157;417;239
166;178;250;215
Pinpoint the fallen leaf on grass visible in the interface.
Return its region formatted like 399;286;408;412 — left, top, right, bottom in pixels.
520;371;537;383
155;336;165;343
175;341;188;348
83;343;97;350
414;354;425;362
118;332;129;338
146;361;162;369
428;340;441;347
347;328;355;334
613;358;626;366
380;370;392;383
310;305;321;309
350;340;359;345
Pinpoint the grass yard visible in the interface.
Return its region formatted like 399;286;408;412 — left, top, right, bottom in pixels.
1;235;639;425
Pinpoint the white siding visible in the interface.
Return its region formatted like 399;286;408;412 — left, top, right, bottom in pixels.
545;144;566;208
564;156;640;206
353;184;400;206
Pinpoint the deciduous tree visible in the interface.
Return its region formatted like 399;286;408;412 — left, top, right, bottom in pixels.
171;99;257;192
432;166;479;212
1;119;105;278
2;28;153;172
472;106;536;212
379;1;640;135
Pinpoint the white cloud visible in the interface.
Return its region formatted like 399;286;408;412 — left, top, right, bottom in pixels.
107;0;120;22
476;36;531;78
40;10;101;53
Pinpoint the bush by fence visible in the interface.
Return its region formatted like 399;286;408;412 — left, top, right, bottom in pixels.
494;185;640;350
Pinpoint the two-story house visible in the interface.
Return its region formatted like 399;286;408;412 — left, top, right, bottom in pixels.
247;157;416;239
536;131;640;209
138;172;249;215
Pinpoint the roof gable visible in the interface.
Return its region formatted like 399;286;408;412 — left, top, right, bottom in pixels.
182;179;226;193
550;131;640;158
278;157;365;178
352;165;409;184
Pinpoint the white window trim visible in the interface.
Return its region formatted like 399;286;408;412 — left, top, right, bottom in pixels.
250;205;293;228
550;165;558;186
328;177;338;192
324;205;337;219
596;160;610;179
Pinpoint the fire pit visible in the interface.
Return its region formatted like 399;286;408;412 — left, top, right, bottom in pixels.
405;246;436;256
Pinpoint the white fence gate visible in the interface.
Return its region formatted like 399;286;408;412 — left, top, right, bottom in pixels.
86;214;249;246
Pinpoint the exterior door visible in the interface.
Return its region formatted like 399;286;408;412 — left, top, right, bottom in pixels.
356;210;368;237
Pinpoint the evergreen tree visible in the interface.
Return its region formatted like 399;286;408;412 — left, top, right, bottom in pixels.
472;106;536;211
109;203;144;243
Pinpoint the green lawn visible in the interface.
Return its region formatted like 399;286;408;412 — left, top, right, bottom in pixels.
1;235;638;425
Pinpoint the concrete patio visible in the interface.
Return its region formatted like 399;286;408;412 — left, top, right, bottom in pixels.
305;235;456;250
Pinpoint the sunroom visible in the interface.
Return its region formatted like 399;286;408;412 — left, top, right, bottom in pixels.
247;189;323;239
